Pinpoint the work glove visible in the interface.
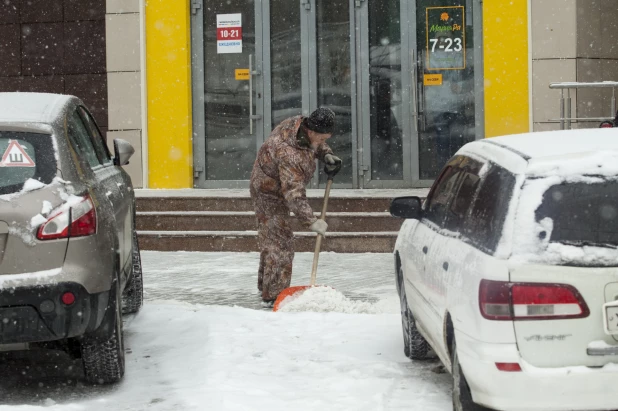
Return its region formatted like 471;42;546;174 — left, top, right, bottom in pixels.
324;154;342;176
310;219;328;237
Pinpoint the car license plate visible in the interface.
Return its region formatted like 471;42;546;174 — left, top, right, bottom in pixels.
0;307;46;344
603;302;618;335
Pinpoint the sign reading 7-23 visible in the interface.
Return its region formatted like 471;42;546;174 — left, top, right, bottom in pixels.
426;6;465;70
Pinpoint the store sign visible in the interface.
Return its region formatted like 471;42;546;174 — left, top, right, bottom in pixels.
235;69;250;80
217;13;242;54
426;6;465;70
424;74;443;86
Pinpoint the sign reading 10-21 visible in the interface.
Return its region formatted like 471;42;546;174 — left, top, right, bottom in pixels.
426;6;465;70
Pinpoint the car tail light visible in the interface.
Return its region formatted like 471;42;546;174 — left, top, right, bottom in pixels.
37;196;97;240
61;292;76;306
495;362;522;372
479;280;589;321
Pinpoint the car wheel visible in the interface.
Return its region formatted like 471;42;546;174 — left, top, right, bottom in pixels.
122;231;144;315
452;338;491;411
398;268;429;360
81;278;125;384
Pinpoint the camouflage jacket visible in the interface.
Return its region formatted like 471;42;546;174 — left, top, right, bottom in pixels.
250;115;332;226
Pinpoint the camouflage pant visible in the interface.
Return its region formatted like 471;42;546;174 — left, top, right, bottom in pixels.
255;210;294;301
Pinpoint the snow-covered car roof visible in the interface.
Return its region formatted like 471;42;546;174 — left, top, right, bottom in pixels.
486;128;618;159
459;128;618;177
0;92;72;125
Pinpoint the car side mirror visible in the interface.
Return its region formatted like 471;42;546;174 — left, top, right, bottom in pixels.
390;196;423;219
113;138;135;166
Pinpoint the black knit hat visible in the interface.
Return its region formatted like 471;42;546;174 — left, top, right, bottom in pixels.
304;107;336;134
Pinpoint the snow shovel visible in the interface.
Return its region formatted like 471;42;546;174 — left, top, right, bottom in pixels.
272;167;336;312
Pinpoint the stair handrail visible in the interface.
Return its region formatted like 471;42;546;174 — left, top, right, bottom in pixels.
548;81;618;130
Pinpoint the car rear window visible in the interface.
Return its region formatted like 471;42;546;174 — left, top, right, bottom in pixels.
535;181;618;248
0;132;57;195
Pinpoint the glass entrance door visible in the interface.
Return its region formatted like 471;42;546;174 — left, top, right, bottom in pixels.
192;0;266;188
414;0;483;180
192;0;481;188
192;0;355;188
356;0;482;187
356;0;413;188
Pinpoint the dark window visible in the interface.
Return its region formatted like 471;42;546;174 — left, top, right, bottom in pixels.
78;106;112;165
462;164;516;254
443;157;483;232
67;110;101;169
535;181;618;248
0;132;57;195
424;162;462;227
444;172;481;232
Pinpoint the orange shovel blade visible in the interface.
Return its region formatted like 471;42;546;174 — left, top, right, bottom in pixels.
272;285;312;312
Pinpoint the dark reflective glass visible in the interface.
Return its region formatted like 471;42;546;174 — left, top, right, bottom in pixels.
271;0;302;129
369;0;403;180
416;0;477;179
536;181;618;248
317;0;353;185
203;0;256;181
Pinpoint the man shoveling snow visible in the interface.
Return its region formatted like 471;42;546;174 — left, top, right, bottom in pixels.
250;108;342;304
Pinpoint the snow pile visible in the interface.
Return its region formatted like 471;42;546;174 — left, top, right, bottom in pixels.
0;303;451;411
277;286;398;314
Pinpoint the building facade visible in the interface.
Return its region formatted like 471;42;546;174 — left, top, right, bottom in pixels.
1;0;616;189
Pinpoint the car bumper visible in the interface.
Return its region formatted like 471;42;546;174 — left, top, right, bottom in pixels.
457;331;618;411
0;282;109;345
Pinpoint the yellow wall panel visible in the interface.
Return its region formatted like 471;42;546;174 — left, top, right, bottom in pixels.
483;1;530;137
145;0;193;188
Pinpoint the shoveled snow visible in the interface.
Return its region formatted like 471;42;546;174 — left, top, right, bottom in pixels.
0;303;451;411
0;252;452;410
277;286;398;314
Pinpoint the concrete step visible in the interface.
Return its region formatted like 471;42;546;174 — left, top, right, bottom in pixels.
136;196;393;213
134;188;428;253
137;231;398;253
136;211;403;233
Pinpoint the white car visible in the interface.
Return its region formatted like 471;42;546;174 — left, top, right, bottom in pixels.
391;128;618;411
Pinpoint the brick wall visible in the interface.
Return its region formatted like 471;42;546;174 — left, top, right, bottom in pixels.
0;0;108;132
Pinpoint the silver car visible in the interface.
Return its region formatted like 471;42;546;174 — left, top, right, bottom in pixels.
0;92;143;384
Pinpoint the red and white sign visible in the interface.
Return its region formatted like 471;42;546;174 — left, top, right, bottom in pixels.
217;13;242;54
0;140;35;167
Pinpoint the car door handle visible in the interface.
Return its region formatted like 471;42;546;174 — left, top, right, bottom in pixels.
422;246;428;254
443;262;449;271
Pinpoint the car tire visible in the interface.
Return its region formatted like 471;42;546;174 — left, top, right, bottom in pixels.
122;231;143;315
452;338;492;411
398;268;429;360
81;278;125;384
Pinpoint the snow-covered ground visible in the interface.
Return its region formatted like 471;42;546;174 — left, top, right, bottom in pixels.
0;252;451;410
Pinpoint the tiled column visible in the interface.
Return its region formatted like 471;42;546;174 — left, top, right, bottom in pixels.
106;0;144;187
575;0;618;125
531;0;618;132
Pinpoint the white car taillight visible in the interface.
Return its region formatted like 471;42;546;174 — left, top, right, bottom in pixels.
479;280;590;321
37;196;97;240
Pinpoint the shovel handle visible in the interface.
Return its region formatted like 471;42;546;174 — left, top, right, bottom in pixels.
310;178;333;286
